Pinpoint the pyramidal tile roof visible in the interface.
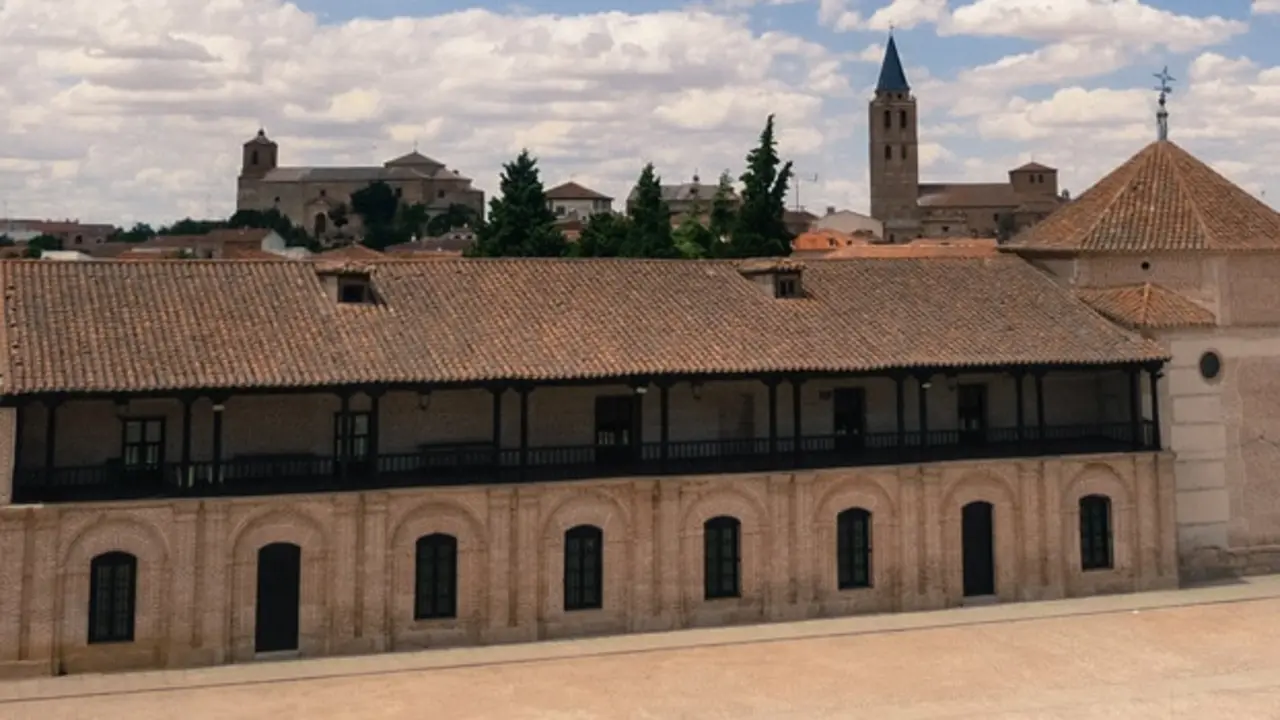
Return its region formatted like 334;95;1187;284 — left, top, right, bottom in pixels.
1008;140;1280;253
1077;283;1216;330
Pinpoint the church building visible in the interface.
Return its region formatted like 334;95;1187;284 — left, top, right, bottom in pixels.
868;36;1066;241
236;130;485;244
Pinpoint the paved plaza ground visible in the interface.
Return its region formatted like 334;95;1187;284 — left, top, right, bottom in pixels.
5;578;1280;719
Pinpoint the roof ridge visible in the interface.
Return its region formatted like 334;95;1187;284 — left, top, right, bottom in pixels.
1072;144;1153;250
1162;142;1215;250
1139;282;1153;326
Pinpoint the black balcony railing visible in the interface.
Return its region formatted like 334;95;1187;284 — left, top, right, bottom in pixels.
11;421;1156;504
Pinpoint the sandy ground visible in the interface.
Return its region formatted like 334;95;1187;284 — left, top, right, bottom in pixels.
4;585;1280;719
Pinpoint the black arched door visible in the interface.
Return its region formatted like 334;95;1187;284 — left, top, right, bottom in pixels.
255;542;302;653
961;501;995;597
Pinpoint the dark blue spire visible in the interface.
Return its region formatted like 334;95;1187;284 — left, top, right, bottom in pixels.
876;35;910;93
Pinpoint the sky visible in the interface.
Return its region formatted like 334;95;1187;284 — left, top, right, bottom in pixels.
1;0;1279;225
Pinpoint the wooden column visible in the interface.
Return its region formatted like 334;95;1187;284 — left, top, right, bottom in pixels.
894;373;906;456
180;395;194;487
368;390;382;480
211;399;225;485
1014;370;1026;443
791;378;804;467
1148;365;1162;451
1034;370;1046;442
491;386;504;470
916;373;930;448
767;379;779;461
338;392;350;483
659;382;670;472
1128;365;1142;450
518;386;530;479
43;399;58;486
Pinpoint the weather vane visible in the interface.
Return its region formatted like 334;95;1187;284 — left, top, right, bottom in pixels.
1154;66;1175;141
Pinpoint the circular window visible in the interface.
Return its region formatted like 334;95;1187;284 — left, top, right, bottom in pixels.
1199;351;1222;381
1140;261;1151;271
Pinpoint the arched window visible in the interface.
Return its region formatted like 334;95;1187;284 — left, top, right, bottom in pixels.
414;534;458;620
251;150;259;165
88;552;137;644
703;515;741;599
1079;495;1113;571
836;508;872;589
883;110;891;129
884;145;892;160
899;109;907;128
314;212;327;236
564;525;603;611
901;145;908;160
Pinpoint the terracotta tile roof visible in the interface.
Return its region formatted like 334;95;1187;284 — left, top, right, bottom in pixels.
316;244;385;261
546;181;611;200
918;183;1020;208
222;247;285;260
1009;140;1280;253
0;257;1166;396
792;229;858;252
1077;283;1216;329
824;239;999;259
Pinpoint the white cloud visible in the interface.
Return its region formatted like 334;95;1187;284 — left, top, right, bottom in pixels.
945;0;1246;53
1255;0;1280;14
817;0;862;31
0;1;848;223
865;0;949;31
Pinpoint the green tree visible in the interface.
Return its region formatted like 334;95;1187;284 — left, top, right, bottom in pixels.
109;222;156;243
327;203;351;237
397;202;431;240
572;212;631;257
727;115;793;257
426;203;479;237
995;213;1017;244
469;150;566;257
350;181;407;249
708;171;737;248
672;215;718;259
158;218;225;236
624;163;677;257
23;233;62;258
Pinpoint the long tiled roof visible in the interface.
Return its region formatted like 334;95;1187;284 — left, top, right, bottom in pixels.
0;257;1165;396
1077;283;1216;330
1008;140;1280;253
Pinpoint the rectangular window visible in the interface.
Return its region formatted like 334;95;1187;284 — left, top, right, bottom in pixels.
414;534;458;619
564;526;604;611
121;419;164;470
703;517;741;599
89;552;137;644
901;145;908;160
774;274;801;298
884;145;892;160
883;110;891;129
899;109;908;128
334;411;372;470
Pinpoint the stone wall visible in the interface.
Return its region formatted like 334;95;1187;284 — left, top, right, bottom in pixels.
0;451;1177;678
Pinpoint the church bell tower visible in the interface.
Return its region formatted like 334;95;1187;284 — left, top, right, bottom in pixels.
868;35;921;241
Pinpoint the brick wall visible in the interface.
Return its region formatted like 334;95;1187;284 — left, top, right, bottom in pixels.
0;451;1177;677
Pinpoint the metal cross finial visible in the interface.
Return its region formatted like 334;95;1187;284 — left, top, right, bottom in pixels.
1153;66;1175;141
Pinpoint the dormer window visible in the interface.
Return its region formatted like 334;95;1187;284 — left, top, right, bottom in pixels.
775;274;801;298
338;278;372;304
